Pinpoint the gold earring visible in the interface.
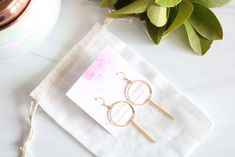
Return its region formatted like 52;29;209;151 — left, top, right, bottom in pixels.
116;72;174;120
95;97;156;143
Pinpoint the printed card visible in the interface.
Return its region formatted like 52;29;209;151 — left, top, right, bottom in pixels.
66;46;153;136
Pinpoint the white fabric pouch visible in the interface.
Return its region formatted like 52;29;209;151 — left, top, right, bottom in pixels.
27;23;212;157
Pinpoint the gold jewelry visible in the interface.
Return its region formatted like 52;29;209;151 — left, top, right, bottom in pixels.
95;97;156;143
117;72;174;120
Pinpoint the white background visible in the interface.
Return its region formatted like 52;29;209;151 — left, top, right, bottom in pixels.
0;0;235;156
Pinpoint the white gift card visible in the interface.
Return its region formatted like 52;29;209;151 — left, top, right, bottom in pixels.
66;46;154;136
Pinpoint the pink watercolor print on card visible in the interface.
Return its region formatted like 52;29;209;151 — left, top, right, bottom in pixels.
83;47;117;81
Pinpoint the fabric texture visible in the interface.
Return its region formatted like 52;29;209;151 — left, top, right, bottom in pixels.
30;23;212;157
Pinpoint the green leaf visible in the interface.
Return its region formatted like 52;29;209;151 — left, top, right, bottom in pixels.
165;6;179;29
101;0;118;8
188;3;223;40
163;0;194;36
147;3;168;27
108;0;152;18
114;0;135;9
155;0;182;7
190;0;231;8
184;20;213;55
146;19;165;44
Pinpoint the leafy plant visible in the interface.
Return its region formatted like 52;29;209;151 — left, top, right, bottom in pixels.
100;0;230;55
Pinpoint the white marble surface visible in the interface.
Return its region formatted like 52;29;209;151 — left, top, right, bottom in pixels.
0;0;235;157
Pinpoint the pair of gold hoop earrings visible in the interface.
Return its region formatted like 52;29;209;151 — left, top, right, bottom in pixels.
95;72;174;143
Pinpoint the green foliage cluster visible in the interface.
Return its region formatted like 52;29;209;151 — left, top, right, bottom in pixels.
101;0;230;55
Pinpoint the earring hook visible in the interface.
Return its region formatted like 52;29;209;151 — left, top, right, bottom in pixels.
116;72;132;83
95;97;111;109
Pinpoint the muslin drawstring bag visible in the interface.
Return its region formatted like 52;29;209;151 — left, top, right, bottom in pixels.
20;22;212;157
